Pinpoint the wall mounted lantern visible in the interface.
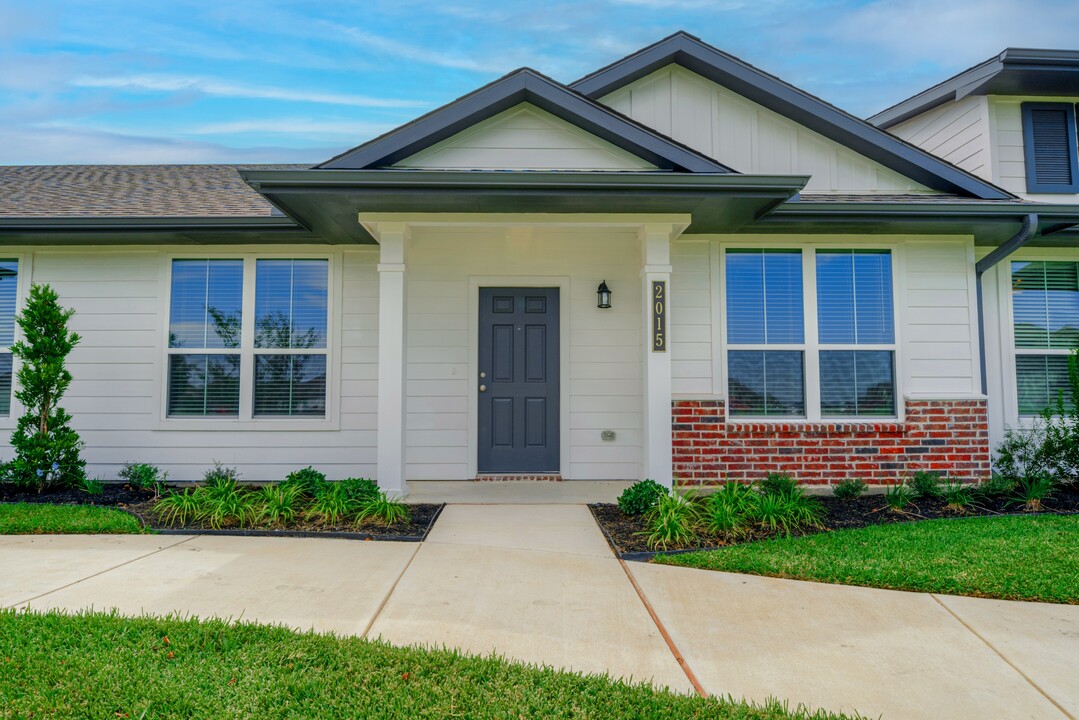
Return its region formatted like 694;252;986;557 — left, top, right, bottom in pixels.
597;280;612;309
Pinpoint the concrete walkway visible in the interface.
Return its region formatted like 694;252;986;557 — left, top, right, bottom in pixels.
2;505;1077;720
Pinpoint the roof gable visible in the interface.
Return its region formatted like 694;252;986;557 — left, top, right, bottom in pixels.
393;103;658;171
318;68;732;173
601;65;936;194
571;32;1013;199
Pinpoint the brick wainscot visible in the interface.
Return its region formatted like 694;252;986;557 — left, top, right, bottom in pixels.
672;399;991;487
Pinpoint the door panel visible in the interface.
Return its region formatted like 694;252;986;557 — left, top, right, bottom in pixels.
478;288;559;473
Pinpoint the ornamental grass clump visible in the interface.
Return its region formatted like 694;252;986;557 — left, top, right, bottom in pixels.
941;483;974;513
8;284;86;492
256;483;303;528
354;491;411;526
617;479;668;516
642;491;701;550
305;481;355;526
155;488;205;527
199;467;257;529
1012;474;1056;512
703;481;756;537
884;482;915;513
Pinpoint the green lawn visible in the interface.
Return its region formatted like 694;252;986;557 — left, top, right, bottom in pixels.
658;514;1079;604
0;503;145;535
0;611;858;720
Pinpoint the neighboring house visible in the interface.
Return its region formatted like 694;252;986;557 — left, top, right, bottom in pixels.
870;48;1079;456
1;32;1077;493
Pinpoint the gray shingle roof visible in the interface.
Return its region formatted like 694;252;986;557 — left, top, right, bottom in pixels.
0;164;309;218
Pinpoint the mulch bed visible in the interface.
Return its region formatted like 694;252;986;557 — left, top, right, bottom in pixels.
0;483;444;542
591;484;1079;558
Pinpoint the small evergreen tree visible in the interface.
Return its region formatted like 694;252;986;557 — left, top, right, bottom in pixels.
8;284;85;492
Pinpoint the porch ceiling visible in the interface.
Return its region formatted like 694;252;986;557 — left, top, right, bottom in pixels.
239;169;809;244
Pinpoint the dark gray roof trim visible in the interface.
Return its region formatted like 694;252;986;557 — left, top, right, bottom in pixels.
571;32;1014;201
318;68;732;173
871;48;1079;129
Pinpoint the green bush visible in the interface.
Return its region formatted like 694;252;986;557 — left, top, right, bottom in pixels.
832;478;867;499
281;466;326;497
908;471;943;498
642;492;700;549
7;284;85;492
759;473;798;497
118;463;166;491
354;491;411;526
340;477;380;504
617;479;668;516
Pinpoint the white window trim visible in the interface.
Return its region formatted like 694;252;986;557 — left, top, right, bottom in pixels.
157;251;342;431
0;253;32;430
715;240;904;424
1000;252;1079;424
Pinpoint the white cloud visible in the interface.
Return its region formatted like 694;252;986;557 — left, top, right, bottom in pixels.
187;118;395;138
328;23;492;72
71;74;429;109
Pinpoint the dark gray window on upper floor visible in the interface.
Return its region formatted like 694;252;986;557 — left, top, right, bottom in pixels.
1021;102;1079;193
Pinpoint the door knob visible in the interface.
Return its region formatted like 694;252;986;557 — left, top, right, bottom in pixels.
479;384;487;392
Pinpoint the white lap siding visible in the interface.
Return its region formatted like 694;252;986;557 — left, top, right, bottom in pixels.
404;226;642;480
0;246;380;483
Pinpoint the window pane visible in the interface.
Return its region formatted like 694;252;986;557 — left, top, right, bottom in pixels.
1012;261;1079;349
820;350;896;417
0;260;18;347
0;353;11;416
254;354;327;417
169;260;243;349
728;350;805;417
167;354;240;417
817;250;894;345
255;259;328;349
1016;355;1073;415
726;250;803;344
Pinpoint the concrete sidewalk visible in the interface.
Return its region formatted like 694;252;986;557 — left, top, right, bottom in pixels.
2;506;1077;719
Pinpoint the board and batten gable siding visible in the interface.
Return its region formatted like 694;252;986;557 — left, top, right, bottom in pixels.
0;246;380;483
599;65;937;194
392;103;658;171
404;226;643;480
888;96;992;180
669;239;713;395
989;95;1079;201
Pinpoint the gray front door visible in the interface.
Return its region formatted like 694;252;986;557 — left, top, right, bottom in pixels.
478;288;560;473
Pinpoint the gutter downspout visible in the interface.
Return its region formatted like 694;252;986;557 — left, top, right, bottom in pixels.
974;213;1038;395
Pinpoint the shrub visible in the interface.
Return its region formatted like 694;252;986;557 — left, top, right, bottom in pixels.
281;466;327;498
759;473;798;498
908;471;943;498
994;419;1052;489
340;477;380;504
617;479;668;516
306;482;354;526
1012;474;1056;512
977;472;1017;499
256;483;303;527
119;463;166;491
7;284;85;492
832;478;867;499
642;492;701;550
884;483;915;512
354;491;411;526
203;463;241;487
703;481;755;536
78;477;104;496
941;483;973;513
155;489;205;527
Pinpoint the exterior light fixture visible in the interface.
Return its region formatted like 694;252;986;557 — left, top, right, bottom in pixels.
597;280;612;309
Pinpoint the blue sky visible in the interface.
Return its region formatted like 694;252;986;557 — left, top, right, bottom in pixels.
1;0;1077;165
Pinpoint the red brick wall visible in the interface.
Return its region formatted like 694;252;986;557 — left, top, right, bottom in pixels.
672;398;990;487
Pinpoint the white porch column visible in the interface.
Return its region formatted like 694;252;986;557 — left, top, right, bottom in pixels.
641;224;674;487
376;224;408;496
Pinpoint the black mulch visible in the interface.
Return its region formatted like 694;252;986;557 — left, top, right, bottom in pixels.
591;484;1079;556
0;483;154;506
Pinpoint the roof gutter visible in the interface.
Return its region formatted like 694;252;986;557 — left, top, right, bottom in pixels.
974;213;1038;396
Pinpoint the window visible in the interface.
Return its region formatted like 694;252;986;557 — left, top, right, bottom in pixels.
816;250;896;417
166;257;329;420
724;248;897;420
725;250;805;417
0;260;18;416
1011;260;1078;415
1021;103;1079;193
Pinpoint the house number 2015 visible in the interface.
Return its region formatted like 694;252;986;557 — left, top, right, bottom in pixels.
652;280;666;352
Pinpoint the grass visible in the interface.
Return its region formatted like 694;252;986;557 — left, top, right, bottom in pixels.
658;514;1079;604
0;503;144;535
0;611;859;720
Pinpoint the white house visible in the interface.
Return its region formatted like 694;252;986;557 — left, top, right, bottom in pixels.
1;33;1077;495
